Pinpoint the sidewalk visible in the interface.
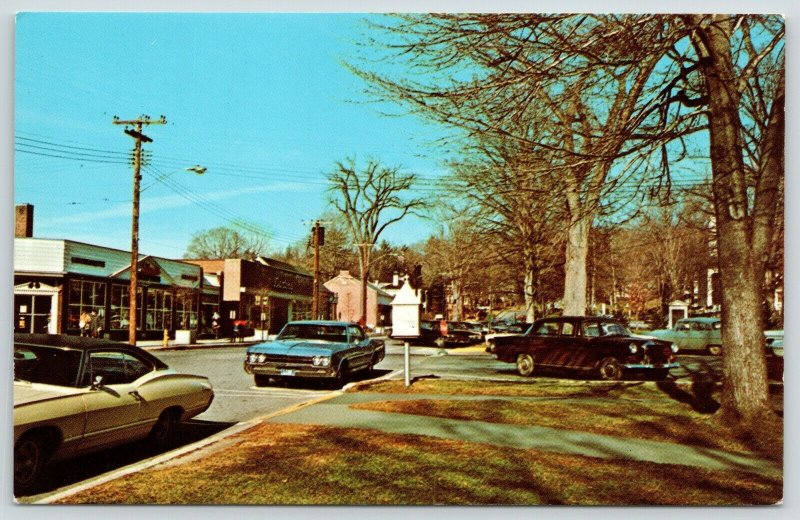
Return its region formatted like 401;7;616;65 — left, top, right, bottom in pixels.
137;335;264;351
264;376;782;479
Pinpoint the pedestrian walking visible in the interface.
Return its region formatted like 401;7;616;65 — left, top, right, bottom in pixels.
211;312;221;339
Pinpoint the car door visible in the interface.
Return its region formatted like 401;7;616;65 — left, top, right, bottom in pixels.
77;350;148;453
528;320;564;367
347;325;372;370
670;320;694;351
684;321;711;351
552;321;585;369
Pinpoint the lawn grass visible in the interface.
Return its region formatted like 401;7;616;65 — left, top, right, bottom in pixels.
55;423;782;506
357;378;679;398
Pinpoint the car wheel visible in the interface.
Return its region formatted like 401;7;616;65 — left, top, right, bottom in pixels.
254;374;270;387
598;357;623;381
14;433;49;493
149;409;179;448
516;353;535;377
369;353;381;373
336;362;351;387
706;344;722;356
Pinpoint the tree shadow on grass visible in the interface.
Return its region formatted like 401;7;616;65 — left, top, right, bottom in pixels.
656;361;720;414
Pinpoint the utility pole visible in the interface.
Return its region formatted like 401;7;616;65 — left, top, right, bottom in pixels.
113;115;166;345
311;221;324;319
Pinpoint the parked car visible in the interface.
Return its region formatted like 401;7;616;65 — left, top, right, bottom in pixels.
13;333;214;493
765;334;784;382
244;321;385;387
449;321;487;340
485;321;529;349
487;316;679;380
402;320;483;348
649;317;723;355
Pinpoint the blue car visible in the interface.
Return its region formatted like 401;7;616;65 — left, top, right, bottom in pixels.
244;321;385;387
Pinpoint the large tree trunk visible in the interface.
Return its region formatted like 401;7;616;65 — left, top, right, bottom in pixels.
692;16;773;429
751;67;785;329
562;215;590;316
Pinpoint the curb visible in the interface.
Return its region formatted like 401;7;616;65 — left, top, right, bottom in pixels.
140;340;261;352
33;419;263;504
29;373;391;504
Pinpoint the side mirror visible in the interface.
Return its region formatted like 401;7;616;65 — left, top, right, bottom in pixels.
91;375;104;389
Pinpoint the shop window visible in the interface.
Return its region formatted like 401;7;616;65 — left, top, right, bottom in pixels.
67;280;106;330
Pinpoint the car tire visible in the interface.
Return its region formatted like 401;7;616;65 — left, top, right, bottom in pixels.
516;353;535;377
14;433;49;494
149;409;179;448
336;361;351;388
369;353;381;373
598;357;623;381
254;374;270;387
706;344;722;356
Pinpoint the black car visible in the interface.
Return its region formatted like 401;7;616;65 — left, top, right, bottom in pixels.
405;320;483;348
487;316;680;380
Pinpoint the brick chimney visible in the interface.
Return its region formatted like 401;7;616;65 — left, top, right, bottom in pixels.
15;204;34;238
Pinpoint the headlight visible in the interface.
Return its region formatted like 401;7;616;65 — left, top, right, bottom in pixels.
313;356;331;367
670;343;679;354
258;354;267;363
628;343;639;354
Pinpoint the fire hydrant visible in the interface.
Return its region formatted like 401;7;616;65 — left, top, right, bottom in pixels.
162;329;169;348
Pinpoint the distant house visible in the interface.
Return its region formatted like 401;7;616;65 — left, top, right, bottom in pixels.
324;270;394;330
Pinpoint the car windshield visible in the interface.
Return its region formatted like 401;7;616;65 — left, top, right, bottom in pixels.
601;323;631;336
14;344;83;387
278;324;348;342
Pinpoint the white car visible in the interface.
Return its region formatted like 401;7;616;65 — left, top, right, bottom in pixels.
14;334;214;494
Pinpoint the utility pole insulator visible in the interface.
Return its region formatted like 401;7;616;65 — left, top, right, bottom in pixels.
114;114;167;345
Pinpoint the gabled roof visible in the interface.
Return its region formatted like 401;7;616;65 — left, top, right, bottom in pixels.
255;256;312;277
325;270;393;298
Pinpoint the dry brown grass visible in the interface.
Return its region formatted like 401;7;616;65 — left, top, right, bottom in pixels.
56;423;782;506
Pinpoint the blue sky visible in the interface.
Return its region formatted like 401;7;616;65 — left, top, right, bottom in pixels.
14;12;450;258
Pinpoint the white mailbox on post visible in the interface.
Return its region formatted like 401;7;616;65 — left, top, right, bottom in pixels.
390;280;421;338
391;280;420;387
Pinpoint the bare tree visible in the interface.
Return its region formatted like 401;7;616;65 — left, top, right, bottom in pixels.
275;212;360;284
671;15;784;434
327;157;425;326
352;14;681;316
447;135;566;322
184;226;270;260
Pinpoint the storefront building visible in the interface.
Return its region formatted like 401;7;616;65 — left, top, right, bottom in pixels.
185;257;329;335
14;237;209;340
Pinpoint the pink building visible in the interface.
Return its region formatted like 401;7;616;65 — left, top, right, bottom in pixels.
324;270;393;330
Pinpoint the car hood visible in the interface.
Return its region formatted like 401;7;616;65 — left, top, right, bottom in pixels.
13;381;85;407
247;339;348;356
